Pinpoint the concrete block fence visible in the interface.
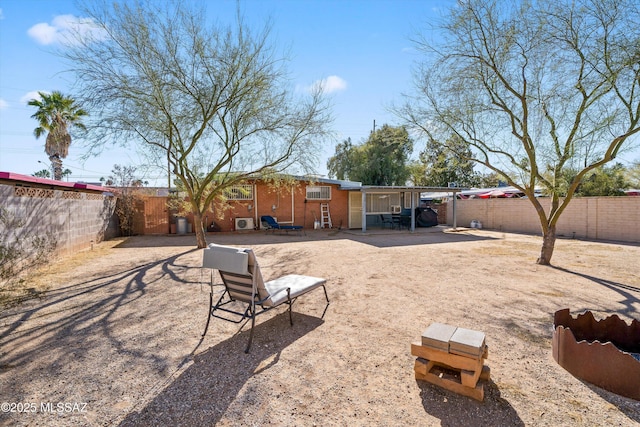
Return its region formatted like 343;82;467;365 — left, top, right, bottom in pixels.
0;182;118;261
447;197;640;243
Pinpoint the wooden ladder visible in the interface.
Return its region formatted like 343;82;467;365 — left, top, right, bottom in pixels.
320;203;332;228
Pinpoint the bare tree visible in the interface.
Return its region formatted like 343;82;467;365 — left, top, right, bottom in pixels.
64;1;332;247
400;0;640;264
108;164;144;237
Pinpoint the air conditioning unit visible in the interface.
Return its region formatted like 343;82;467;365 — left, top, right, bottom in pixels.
235;217;254;231
260;217;276;230
391;205;401;214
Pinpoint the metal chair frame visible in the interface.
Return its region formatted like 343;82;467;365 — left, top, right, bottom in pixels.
202;256;329;353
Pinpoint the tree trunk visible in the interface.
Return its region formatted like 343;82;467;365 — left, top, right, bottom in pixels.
193;211;207;248
537;225;557;265
50;155;63;181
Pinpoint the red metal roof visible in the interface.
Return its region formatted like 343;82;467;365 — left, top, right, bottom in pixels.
0;171;107;192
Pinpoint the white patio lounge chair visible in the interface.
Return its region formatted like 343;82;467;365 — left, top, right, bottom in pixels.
202;243;329;353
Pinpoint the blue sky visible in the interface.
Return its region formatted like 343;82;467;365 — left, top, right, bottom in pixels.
0;0;454;185
2;1;638;186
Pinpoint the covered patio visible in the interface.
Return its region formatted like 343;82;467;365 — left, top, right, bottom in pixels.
340;185;464;232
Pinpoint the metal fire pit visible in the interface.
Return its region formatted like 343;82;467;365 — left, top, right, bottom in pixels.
552;308;640;400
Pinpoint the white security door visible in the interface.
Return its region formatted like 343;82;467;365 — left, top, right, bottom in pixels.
349;192;362;229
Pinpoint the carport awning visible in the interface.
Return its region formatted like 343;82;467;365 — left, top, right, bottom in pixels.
340;185;465;194
341;185;465;232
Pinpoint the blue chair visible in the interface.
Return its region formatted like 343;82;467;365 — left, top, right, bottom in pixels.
260;215;304;235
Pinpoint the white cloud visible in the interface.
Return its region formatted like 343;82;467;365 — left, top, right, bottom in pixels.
21;91;48;105
307;75;348;94
27;14;106;46
28;22;58;45
0;8;5;20
0;99;8;110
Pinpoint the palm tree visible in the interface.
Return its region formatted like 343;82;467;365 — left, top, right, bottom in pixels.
28;91;87;181
33;169;51;178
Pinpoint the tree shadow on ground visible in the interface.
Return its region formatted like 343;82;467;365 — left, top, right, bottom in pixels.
551;266;640;316
0;249;200;388
582;382;640;423
111;226;497;250
113;235;200;248
0;248;203;426
118;312;324;426
341;229;497;248
418;379;524;427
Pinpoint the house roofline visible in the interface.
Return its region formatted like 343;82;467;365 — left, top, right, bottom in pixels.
293;175;362;187
238;172;363;188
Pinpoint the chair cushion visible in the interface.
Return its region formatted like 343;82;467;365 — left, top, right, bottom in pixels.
203;243;248;274
204;245;324;307
245;249;269;300
263;274;326;307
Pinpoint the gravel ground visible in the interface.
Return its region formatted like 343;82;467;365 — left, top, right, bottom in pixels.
1;227;639;426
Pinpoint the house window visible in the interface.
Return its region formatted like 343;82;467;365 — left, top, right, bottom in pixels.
306;186;331;200
366;193;401;213
224;185;253;200
403;192;413;209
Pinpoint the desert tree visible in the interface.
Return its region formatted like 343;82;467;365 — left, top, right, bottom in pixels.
626;160;640;188
63;1;332;247
327;125;413;185
326;137;356;181
28;91;87;181
399;0;640;264
411;135;482;187
572;163;629;197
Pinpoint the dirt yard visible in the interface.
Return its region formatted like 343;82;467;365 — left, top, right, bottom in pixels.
1;227;639;426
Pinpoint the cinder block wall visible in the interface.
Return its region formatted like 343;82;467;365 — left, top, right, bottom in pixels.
447;197;640;243
0;184;117;258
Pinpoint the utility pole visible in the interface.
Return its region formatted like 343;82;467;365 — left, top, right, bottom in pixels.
373;119;376;133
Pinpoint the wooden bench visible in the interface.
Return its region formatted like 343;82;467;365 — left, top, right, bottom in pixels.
411;323;490;401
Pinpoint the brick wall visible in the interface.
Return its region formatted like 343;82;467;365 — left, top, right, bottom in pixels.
0;183;117;258
447;197;640;243
174;180;350;232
